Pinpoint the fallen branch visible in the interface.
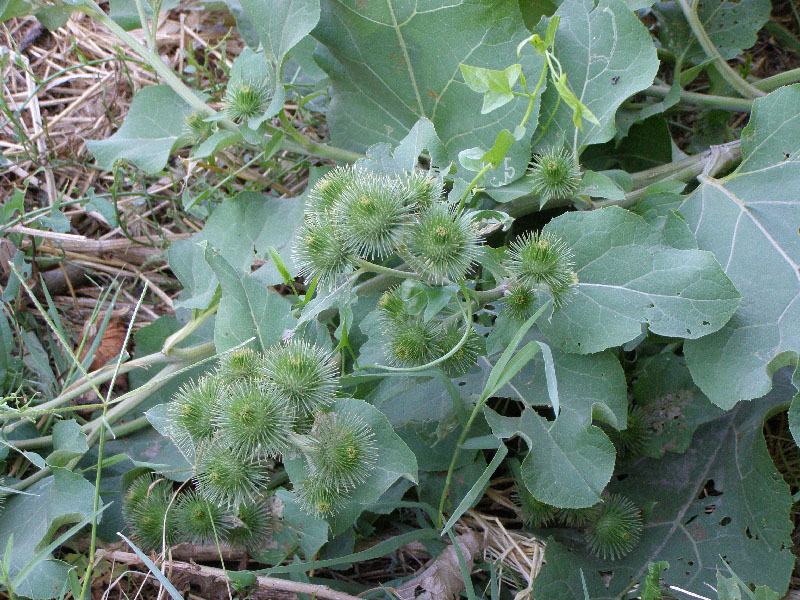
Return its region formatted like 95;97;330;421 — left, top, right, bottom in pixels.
97;549;364;600
395;531;482;600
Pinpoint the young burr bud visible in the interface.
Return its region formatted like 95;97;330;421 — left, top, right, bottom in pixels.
585;494;643;560
195;443;269;508
123;474;179;551
224;79;271;123
305;411;378;491
404;204;482;284
214;381;294;456
167;377;221;455
262;339;339;416
385;317;438;367
506;231;577;309
335;173;410;259
528;147;582;202
434;321;483;376
174;489;233;544
227;501;272;551
293;218;356;286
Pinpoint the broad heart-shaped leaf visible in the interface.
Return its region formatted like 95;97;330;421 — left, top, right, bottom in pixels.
538;207;741;354
485;405;616;508
203;243;297;352
632;353;724;457
0;469;98;599
653;0;770;65
532;368;796;600
533;0;659;154
169;189;305;310
312;0;541;186
283;397;418;536
681;85;800;409
86;85;193;174
239;0;319;65
237;0;320;118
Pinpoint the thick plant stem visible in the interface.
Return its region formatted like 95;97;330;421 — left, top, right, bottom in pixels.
755;67;800;92
507;140;742;217
644;85;753;112
674;0;764;99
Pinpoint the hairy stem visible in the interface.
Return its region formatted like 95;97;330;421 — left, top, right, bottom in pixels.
355;259;420;280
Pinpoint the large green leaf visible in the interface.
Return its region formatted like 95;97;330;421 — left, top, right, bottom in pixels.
284;397;418;535
632;353;723;457
681;85;800;408
86;85;193;174
532;368;796;599
170;188;307;310
239;0;319;66
203;244;297;352
538;207;741;354
0;469;99;599
485;405;616;508
653;0;770;65
533;0;659;154
312;0;540;184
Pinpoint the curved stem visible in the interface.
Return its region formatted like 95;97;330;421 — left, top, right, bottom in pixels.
674;0;764;99
437;396;489;527
362;288;474;374
457;164;492;213
754;67;800;92
75;2;363;164
163;307;218;356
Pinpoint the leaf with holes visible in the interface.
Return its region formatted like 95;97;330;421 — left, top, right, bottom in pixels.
536;206;741;354
632;353;724;457
532;368;795;599
681;85;800;409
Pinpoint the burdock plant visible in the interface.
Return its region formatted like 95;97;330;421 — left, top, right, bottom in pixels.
262;339;338;416
528;147;582;202
403;204;482;284
305;411;378;492
585;494;643;560
506;230;577;309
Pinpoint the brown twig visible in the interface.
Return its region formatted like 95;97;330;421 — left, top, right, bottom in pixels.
97;549;365;600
